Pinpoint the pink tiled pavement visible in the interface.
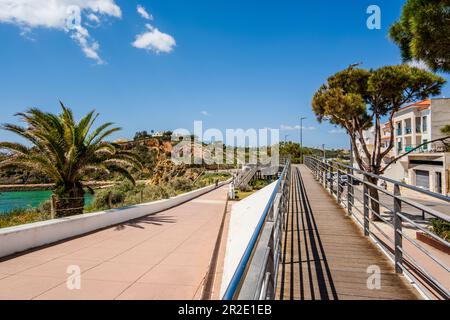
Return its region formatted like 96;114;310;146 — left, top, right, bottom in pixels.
0;186;228;300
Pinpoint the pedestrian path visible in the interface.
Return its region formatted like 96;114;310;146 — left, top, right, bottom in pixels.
0;186;228;300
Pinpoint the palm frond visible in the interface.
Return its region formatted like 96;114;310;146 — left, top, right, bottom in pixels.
105;163;136;185
86;122;115;145
1;102;143;216
0;142;30;155
90;127;121;147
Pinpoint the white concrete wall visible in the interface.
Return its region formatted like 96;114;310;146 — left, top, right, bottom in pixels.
383;161;407;182
220;182;277;297
0;180;230;258
431;99;450;141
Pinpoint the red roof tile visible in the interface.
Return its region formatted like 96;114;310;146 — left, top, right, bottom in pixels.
397;99;431;112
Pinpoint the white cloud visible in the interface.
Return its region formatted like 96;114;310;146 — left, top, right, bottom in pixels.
200;111;210;116
0;0;121;64
280;124;316;131
137;5;153;20
407;60;430;71
132;24;176;53
329;128;347;134
86;13;100;24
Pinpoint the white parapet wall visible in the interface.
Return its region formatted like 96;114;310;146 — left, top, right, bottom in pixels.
220;181;277;297
0;180;230;258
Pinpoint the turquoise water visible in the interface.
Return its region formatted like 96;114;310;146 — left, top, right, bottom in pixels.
0;190;93;214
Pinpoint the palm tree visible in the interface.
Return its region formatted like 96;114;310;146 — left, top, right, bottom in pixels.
0;102;143;217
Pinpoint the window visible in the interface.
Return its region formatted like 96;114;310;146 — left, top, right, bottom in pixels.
422;116;428;132
422;139;428;151
397;141;403;153
415;117;421;133
396;122;402;136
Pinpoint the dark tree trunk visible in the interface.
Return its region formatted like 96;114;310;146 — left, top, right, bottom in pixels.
54;185;85;218
367;176;381;221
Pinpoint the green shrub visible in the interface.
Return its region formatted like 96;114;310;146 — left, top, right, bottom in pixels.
239;184;252;192
0;207;51;229
89;189;122;210
431;218;450;241
143;184;176;201
196;172;231;187
88;181;141;210
170;177;193;192
251;179;270;190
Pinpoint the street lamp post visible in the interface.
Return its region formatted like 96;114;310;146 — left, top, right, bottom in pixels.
300;117;307;164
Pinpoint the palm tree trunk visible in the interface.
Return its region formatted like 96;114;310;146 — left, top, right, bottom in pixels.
54;185;85;218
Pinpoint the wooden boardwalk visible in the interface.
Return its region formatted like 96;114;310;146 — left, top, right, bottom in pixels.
276;165;420;300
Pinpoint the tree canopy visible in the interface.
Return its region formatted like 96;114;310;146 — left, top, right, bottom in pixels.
442;125;450;135
312;64;445;174
312;64;445;219
389;0;450;73
134;130;152;141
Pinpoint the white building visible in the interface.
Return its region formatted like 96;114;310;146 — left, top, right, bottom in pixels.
356;99;450;195
393;99;450;195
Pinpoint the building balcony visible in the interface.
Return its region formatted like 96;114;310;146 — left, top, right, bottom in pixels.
404;127;412;135
403;143;447;154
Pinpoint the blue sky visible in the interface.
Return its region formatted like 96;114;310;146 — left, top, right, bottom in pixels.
0;0;449;149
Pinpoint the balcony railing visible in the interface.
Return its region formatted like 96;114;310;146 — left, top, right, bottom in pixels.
405;127;412;135
404;143;447;154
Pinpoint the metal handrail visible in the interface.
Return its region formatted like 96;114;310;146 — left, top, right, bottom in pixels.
321;157;450;203
222;160;290;300
314;156;450;222
304;155;450;300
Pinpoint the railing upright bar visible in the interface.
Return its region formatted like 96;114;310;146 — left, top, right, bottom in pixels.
393;183;403;274
363;183;370;236
337;169;341;204
347;167;353;215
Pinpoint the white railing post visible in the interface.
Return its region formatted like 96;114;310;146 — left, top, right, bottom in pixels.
329;163;333;194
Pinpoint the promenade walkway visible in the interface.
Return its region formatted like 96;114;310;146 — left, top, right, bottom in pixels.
276;165;420;300
0;186;228;300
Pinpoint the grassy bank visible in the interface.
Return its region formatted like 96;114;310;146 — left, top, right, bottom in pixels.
0;202;51;229
0;172;230;229
234;178;272;200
